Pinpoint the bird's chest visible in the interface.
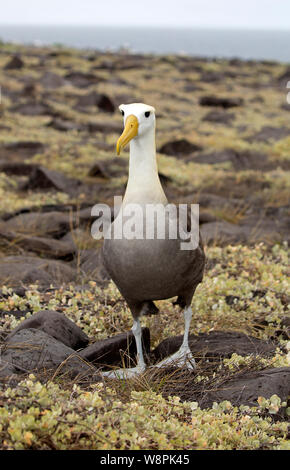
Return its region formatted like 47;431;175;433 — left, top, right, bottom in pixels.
103;235;171;277
101;205;195;300
102;232;195;302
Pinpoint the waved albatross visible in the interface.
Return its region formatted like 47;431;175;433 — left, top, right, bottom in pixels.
102;103;205;378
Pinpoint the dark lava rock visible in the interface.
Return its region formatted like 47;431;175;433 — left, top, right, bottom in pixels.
183;83;204;93
47;118;84;132
22;166;81;194
4;211;72;236
4;207;93;237
98;58;144;71
199;367;290;412
201;221;246;245
90;93;115;113
281;102;290;111
0;359;18;378
0;161;38;176
195;192;244;210
178;193;244;215
76;91;115;113
2;203;91;221
201;216;286;246
2;87;20;104
88;162;115;179
40;71;67;89
199;95;243;108
201;172;272;199
243;214;288;244
65;71;104;88
87;120;122;134
159;139;202;157
191;149;272;171
0;141;44;159
191;149;238;165
79;327;150;369
8;310;89;350
200;71;224;83
1;329;95;377
0;256;77;286
85;53;98;62
152;331;276;363
0;124;11;131
9;101;56;117
229;150;274;171
92;59;116;70
4;55;24;70
61;227;93;250
76;249;111;286
0;359;19;387
158;172;173;185
78;205;98;223
48;49;71;57
202;110;235;125
22;82;37;97
246;126;290;143
0;227;76;259
199;211;217;224
88;158;128;179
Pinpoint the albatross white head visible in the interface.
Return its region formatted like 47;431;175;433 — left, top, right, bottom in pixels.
116;103;155;155
116;103;167;205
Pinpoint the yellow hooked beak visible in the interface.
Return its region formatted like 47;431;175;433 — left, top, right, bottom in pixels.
116;114;139;155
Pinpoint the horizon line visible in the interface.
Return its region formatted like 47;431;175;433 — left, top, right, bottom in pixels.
0;23;289;32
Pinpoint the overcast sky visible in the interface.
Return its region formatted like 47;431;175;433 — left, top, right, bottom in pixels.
1;0;289;29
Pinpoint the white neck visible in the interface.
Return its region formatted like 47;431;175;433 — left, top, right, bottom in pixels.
123;127;167;205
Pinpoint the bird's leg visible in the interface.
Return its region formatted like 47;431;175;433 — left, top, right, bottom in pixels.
132;318;146;370
102;318;146;379
155;306;196;369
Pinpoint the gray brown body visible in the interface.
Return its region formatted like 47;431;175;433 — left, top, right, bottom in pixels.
102;212;205;318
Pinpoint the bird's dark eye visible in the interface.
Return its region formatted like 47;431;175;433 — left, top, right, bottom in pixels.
145;111;150;118
120;110;124;116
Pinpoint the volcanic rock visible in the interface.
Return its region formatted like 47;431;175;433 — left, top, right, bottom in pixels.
4;55;24;70
159;139;202;157
2;329;94;377
7;310;89;350
199;95;243;108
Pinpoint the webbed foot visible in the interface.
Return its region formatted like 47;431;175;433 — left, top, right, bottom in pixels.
102;364;146;380
154;346;196;369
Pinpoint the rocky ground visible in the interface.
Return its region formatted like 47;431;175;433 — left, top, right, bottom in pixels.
0;42;289;450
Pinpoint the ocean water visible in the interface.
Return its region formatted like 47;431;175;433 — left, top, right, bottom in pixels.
0;25;289;62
